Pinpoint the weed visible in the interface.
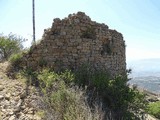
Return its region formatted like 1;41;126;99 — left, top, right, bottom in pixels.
81;26;96;39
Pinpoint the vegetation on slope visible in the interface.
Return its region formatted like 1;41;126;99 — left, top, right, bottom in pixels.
19;64;147;120
146;101;160;119
0;33;26;61
3;33;151;119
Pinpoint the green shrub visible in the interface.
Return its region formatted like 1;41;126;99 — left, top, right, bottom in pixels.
38;69;59;94
7;52;23;75
74;64;147;119
38;69;74;89
25;64;147;120
37;69;105;120
147;101;160;119
0;33;26;61
9;53;22;64
60;69;75;84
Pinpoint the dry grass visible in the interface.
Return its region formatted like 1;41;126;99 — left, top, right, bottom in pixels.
39;87;106;120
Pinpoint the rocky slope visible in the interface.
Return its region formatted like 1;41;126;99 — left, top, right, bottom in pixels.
0;62;42;120
0;62;158;120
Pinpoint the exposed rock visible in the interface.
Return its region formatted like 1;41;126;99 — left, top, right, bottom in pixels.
5;93;11;101
8;115;16;120
0;95;4;100
20;91;27;99
0;63;43;120
0;86;4;91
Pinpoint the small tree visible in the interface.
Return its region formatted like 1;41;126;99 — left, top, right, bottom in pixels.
0;33;26;61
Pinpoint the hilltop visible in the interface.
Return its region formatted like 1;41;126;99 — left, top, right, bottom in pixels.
0;12;159;120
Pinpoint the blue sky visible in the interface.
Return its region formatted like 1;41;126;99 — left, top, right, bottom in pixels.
0;0;160;61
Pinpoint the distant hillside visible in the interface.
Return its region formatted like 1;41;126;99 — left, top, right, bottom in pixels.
127;58;160;94
127;58;160;77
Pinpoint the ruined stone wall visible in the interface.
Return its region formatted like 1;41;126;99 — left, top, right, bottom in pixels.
23;12;126;76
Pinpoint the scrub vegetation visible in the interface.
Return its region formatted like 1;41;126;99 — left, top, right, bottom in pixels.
2;33;159;120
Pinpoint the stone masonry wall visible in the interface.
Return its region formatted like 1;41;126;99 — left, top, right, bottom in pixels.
22;12;126;76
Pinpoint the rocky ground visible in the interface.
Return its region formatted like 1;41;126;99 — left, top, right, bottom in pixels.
0;62;42;120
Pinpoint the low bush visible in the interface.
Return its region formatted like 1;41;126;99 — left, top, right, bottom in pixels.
6;52;23;78
20;64;147;120
147;101;160;119
37;69;105;120
0;33;26;61
9;53;22;64
74;64;147;119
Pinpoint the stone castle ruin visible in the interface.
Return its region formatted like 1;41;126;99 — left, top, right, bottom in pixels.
22;12;126;76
